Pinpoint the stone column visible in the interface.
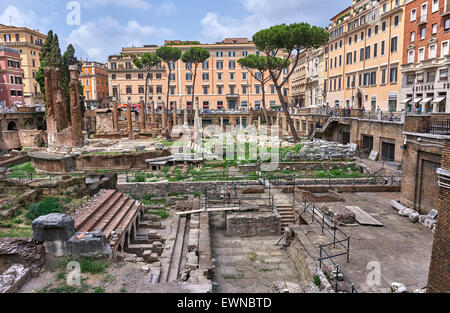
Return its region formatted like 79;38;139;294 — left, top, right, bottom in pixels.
151;101;156;125
69;65;83;148
161;101;167;132
172;101;177;127
128;103;133;139
51;68;68;130
139;100;146;132
239;116;243;129
194;97;199;132
113;100;119;132
258;116;261;129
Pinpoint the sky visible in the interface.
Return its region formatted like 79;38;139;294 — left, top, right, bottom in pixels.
0;0;348;63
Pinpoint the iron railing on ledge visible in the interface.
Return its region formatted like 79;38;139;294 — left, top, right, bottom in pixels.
421;117;450;135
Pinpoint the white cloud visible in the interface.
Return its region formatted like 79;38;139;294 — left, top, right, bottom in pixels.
80;0;152;10
200;0;345;42
0;5;42;30
155;1;175;15
66;16;173;61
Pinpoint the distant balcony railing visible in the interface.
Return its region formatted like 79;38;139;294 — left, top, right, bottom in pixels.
418;14;428;24
424;116;450;135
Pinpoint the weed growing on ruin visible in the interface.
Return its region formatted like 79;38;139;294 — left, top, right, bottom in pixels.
150;210;169;220
93;286;105;293
25;197;63;221
313;275;321;287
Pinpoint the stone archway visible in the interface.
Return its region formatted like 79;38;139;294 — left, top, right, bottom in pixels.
7;121;18;131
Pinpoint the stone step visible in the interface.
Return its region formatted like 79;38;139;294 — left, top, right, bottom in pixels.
125;243;155;257
159;214;180;283
102;199;136;238
78;192;124;232
74;190;116;230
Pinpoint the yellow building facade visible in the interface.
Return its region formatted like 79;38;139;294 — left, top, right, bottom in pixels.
107;38;290;111
0;24;46;106
325;0;406;112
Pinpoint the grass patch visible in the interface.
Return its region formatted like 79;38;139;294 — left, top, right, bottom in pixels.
149;209;169;220
142;199;167;205
0;227;33;238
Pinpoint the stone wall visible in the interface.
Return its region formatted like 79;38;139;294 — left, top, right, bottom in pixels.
226;210;281;237
118;180;258;198
427;139;450;293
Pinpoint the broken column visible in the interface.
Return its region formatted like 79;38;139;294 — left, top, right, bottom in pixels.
113;100;119;132
44;67;57;147
151;100;156;125
69;65;83;148
139;100;146;132
172;101;177;127
51;68;68;131
128;103;133;139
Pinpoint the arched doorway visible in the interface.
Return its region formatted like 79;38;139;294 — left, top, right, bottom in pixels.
7;121;18;131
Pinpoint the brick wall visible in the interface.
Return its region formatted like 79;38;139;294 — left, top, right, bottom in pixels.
427;139;450;293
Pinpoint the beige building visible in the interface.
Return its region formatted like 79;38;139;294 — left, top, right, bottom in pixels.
289;51;307;107
0;24;46;106
107;38;289;112
80;61;109;110
324;0;406;112
305;48;325;108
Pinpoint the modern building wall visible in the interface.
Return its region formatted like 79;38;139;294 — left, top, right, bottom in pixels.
107;39;290;112
0;24;45;106
0;46;25;107
324;0;406;112
401;0;450;113
80;61;109;110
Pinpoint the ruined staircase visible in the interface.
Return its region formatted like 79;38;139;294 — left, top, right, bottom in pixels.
309;116;339;140
276;205;295;228
73;189;142;249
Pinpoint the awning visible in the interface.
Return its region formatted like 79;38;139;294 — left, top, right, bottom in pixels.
413;98;422;104
400;98;412;104
420;97;433;105
432;96;446;104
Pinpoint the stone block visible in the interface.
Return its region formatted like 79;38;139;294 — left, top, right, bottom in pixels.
186;252;198;270
32;213;75;242
188;229;199;251
142;251;159;263
68;231;111;258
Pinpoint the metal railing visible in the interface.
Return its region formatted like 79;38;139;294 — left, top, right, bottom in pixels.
1;171;58;182
292;194;357;293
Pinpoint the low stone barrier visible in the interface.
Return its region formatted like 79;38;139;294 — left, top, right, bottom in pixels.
226;210;281;237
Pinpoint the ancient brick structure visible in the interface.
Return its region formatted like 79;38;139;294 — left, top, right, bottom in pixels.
139;100;146;132
113;100;119;132
427;139;450;293
127;103;133;138
51;68;68;131
69;66;83;147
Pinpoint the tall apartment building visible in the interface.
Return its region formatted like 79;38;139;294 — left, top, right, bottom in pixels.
107;38;289;111
0;46;25;107
401;0;450;113
305;48;325;107
324;0;406;112
0;24;45;106
80;61;109;110
289;51;307;107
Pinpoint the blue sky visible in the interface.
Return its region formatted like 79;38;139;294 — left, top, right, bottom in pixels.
0;0;347;62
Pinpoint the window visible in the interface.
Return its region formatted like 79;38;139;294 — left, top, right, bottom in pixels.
229;61;236;69
391;36;398;53
242;72;247;80
420;27;425;40
381;40;385;55
169;73;175;81
407;75;416;85
411;9;417;21
203;61;209;69
374;43;378;58
394;15;399;27
390;67;398;83
126;74;131;80
442;41;449;57
125;62;132;69
242;85;247;94
411;31;415;42
374;25;379;35
242;51;248;57
126;86;132;94
187;86;192;95
382;21;386;32
156;73;162;79
360;48;364;61
440;69;448;81
229;72;235;80
202;72;209;81
216;51;223;57
432;24;437;35
427;71;436;82
418;47;425;61
203;86;209;95
368;28;372;38
217;60;223;69
381;69;387;84
255;85;260;94
432;0;439;13
229;51;235;57
186;62;192;70
138;86;144;94
217;72;223;80
445;19;450;31
138;73;144;79
365;46;371;59
271;85;275;94
4;34;11;42
186;73;192;81
370;71;377;85
408;50;415;63
421;3;428;22
112;74;116;80
217;85;223;95
429;44;437;58
156;86;162;94
361;31;365;40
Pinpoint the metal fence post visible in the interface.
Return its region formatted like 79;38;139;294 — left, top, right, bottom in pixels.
335;265;340;292
347;237;350;263
319;245;322;269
